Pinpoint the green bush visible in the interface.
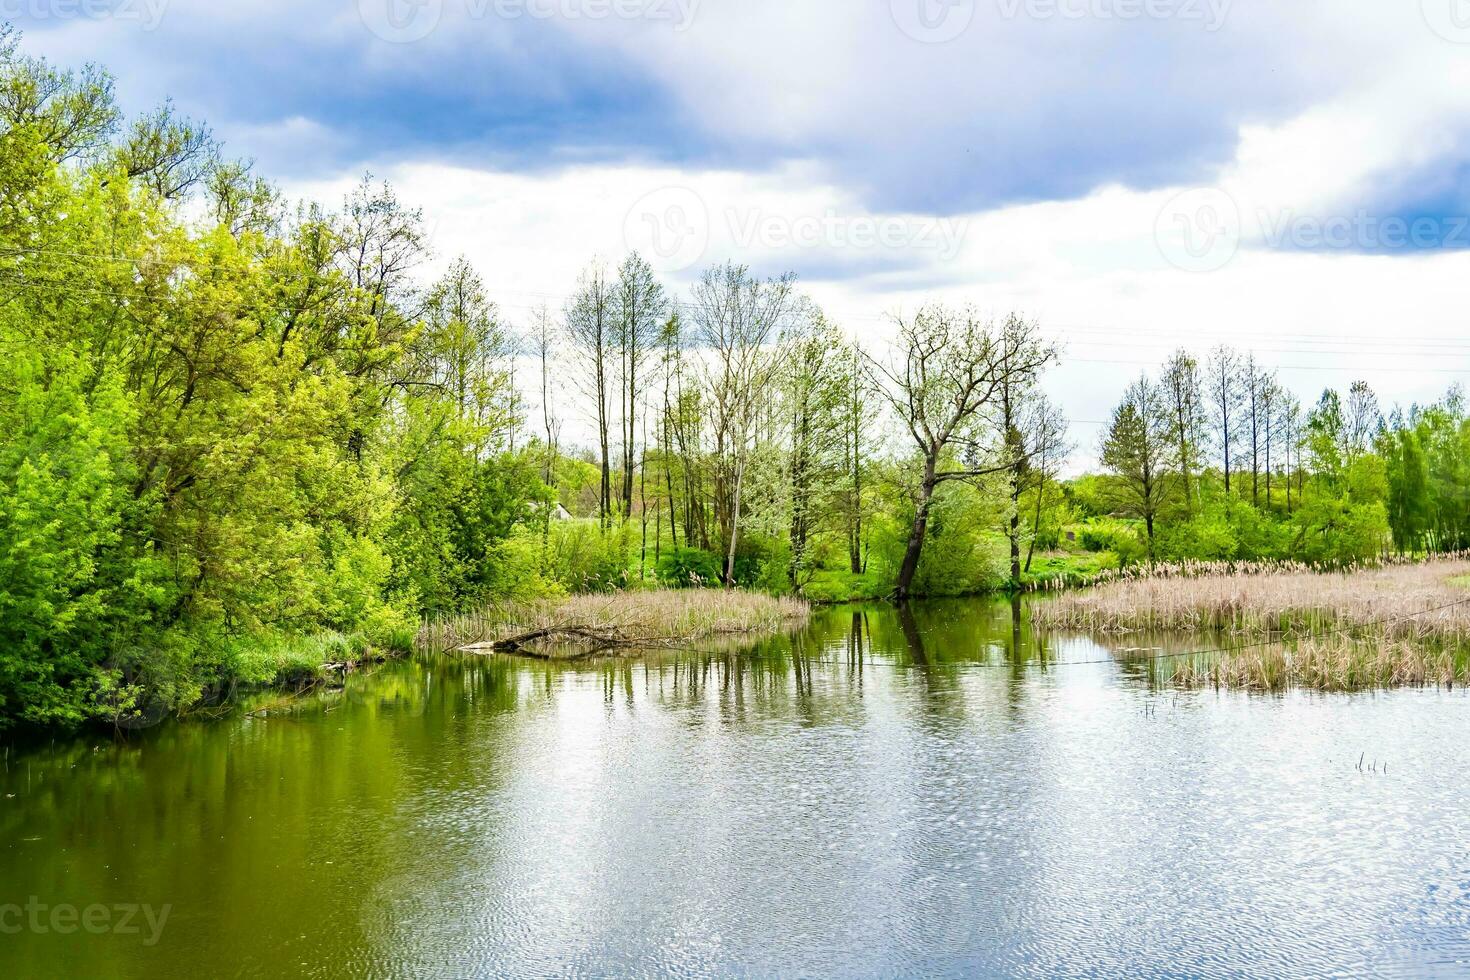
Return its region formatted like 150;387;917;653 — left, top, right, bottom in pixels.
655;547;723;588
801;568;893;602
1077;519;1145;565
549;520;634;592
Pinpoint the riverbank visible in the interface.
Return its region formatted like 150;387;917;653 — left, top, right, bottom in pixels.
1034;558;1470;691
419;589;810;659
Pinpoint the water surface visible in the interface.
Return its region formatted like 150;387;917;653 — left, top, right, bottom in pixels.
3;599;1469;977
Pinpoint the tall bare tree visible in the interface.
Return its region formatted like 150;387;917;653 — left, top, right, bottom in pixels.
1345;379;1380;460
843;341;871;575
782;310;850;589
614;252;666;519
1243;354;1266;506
1161;349;1205;513
869;306;1056;600
1207;345;1241;496
688;262;797;585
565;260;615;524
1022;395;1071;574
531;303;560;485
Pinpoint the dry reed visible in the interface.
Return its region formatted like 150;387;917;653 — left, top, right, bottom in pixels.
418;589;809;657
1036;559;1470;691
1033;559;1470;642
1021;551;1470;593
1167;637;1470;692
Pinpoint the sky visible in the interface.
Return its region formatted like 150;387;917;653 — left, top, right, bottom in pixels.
16;0;1470;462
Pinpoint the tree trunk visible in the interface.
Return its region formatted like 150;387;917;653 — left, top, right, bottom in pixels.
724;459;744;587
849;375;864;574
1024;472;1046;573
894;459;937;600
1009;496;1022;587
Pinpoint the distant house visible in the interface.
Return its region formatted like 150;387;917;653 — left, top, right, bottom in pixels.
529;501;573;521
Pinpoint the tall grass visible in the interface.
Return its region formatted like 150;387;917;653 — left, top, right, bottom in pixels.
419;589;809;656
1033;559;1470;640
1167;636;1470;692
1020;550;1470;594
1036;558;1470;691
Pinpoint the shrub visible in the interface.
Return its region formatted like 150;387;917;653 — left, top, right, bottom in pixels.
655;547;723;588
548;520;634;592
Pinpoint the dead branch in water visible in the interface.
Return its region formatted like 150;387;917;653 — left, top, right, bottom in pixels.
461;624;634;658
427;589;811;660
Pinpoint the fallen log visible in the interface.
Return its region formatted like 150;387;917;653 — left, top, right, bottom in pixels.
458;623;633;657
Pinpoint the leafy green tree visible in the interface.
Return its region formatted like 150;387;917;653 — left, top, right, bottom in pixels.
1099;375;1177;560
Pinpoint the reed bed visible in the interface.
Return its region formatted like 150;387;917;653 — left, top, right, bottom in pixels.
1019;550;1470;593
1033;559;1470;641
1037;558;1470;691
418;589;809;658
1168;637;1470;692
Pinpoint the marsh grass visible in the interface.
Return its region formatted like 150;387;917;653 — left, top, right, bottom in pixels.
419;589;810;658
1167;637;1470;692
1035;559;1470;691
1034;559;1470;639
1021;552;1470;593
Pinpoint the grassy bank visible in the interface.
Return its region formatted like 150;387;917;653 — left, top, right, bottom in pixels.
1034;559;1470;691
419;589;810;658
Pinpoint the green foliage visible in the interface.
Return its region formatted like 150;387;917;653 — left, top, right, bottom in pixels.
655;547;723;588
0;33;1461;730
1021;550;1119;588
546;521;635;593
904;488;1009;596
1076;519;1146;565
801;568;893;602
0;355;155;727
0;43;535;730
1157;498;1285;562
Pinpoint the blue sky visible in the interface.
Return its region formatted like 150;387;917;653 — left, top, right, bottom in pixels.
17;0;1470;451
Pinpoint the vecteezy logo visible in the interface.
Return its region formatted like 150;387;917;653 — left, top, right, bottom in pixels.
890;0;975;43
623;187;709;273
359;0;443;43
1154;187;1241;273
1422;0;1470;43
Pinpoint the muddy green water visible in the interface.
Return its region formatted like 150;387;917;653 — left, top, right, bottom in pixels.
2;598;1469;978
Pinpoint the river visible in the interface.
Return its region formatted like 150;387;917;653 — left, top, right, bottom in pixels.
3;598;1469;977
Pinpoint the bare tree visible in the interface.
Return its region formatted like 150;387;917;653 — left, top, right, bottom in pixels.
1281;395;1303;512
656;313;682;551
782;310;850;589
1206;345;1241;496
843;341;871;575
531;303;560;485
869;306;1056;600
614;252;666;519
565;260;615;525
1261;373;1283;508
1022;395;1071;574
1160;349;1205;513
1345;379;1380;460
688;262;797;585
